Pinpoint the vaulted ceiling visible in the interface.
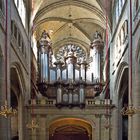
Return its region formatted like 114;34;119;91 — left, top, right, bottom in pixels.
31;0;112;54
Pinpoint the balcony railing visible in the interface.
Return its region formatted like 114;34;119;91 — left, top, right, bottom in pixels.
28;99;112;107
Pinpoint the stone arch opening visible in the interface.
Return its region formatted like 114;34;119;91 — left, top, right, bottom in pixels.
118;68;128;140
11;89;18;140
10;66;25;140
49;118;92;140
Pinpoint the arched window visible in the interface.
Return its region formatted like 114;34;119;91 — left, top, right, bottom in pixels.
136;0;139;11
124;20;128;37
121;0;125;6
0;0;4;13
14;0;26;27
56;44;86;62
118;35;121;48
121;27;125;44
115;2;119;23
14;0;19;7
119;0;122;15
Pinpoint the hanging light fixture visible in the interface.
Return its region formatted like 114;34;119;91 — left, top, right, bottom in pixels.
0;0;17;118
121;105;140;116
0;100;17;118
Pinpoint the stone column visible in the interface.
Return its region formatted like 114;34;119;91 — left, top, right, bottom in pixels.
111;108;119;140
31;130;37;140
46;116;50;140
0;58;9;139
46;127;49;140
0;0;11;139
38;116;46;140
95;114;102;140
92;127;95;140
103;115;111;140
0;118;10;139
132;61;140;140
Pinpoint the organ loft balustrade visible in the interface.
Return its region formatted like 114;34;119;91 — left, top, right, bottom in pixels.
37;30;105;108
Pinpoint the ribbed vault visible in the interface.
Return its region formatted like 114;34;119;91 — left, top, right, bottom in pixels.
31;0;112;57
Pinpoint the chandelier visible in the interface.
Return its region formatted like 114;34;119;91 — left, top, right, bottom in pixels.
0;100;17;118
37;30;104;108
121;105;140;116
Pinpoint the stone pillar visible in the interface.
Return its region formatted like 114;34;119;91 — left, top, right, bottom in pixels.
31;130;37;140
95;114;102;140
0;57;9;139
111;108;119;140
0;0;11;139
46;126;49;140
132;61;140;140
103;115;111;140
46;116;50;140
38;116;46;140
0;118;10;139
92;127;95;140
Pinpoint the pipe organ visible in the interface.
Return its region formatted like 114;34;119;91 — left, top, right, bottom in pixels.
37;30;104;108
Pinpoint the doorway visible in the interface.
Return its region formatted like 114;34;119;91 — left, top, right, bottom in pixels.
49;118;91;140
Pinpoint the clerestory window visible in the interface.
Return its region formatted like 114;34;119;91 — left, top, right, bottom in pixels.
14;0;26;27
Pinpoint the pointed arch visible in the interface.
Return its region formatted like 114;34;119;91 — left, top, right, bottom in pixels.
10;62;26;139
114;61;128;97
10;62;26;99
